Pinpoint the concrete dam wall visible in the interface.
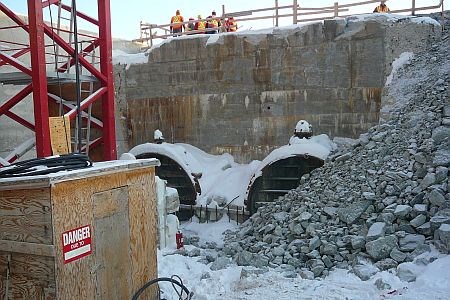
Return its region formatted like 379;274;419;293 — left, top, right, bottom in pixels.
117;16;438;163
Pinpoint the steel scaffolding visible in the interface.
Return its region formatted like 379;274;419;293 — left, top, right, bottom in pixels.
0;0;116;164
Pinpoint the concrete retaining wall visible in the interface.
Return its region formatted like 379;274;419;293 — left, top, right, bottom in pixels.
116;15;440;163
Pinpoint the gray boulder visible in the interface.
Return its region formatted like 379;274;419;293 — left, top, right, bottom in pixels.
210;257;231;271
366;235;398;260
367;222;386;241
337;201;371;224
397;262;418;282
235;250;253;266
353;264;379;281
399;234;426;252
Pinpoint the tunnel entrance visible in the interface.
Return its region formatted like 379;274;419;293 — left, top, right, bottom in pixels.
136;153;197;206
245;154;324;214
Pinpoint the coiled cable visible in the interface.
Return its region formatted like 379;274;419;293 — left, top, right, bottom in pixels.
0;153;92;178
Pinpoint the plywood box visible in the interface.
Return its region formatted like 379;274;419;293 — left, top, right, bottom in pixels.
0;159;160;299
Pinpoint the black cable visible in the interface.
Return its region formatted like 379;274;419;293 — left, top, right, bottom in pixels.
131;276;193;300
170;275;185;300
0;153;92;178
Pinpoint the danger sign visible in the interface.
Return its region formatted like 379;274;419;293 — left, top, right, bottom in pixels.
62;225;92;264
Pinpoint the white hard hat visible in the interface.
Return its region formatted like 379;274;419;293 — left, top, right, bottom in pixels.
154;129;164;140
294;120;312;134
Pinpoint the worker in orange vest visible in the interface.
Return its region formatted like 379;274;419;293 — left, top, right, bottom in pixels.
186;17;195;34
206;10;220;34
373;0;390;13
226;17;237;32
195;15;206;34
170;10;185;36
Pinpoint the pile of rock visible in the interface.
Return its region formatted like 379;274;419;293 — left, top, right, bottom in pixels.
218;18;449;280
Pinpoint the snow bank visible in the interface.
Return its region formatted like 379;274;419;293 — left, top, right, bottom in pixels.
385;52;414;86
349;13;441;27
251;134;335;180
112;49;148;69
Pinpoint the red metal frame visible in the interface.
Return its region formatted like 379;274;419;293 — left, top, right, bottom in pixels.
0;0;116;163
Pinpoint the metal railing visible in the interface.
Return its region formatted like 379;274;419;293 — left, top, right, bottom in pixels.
133;0;444;49
178;204;250;224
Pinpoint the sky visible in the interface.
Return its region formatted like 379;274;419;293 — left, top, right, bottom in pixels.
1;0;447;40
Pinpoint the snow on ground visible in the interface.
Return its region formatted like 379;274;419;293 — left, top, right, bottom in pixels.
158;220;450;300
181;215;239;246
349;13;441;27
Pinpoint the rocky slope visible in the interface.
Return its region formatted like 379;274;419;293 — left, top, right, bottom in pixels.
219;14;449;280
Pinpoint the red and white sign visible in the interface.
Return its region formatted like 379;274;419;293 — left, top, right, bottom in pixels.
62;225;92;264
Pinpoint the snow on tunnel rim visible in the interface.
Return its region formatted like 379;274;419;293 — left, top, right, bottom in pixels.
125;135;335;210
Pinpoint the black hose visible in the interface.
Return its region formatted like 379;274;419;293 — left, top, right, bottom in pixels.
131;277;192;300
0;153;92;178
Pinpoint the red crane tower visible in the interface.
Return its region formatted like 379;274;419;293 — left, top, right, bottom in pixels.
0;0;116;165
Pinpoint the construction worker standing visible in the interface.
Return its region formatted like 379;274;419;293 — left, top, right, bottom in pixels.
170;10;185;36
186;17;195;34
226;17;237;32
195;15;206;34
206;11;220;34
373;0;390;13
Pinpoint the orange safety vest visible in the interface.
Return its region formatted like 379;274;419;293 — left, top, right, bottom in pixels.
374;5;390;12
197;21;206;30
228;21;237;32
208;18;219;28
171;15;184;29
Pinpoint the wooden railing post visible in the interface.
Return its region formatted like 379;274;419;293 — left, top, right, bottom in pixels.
275;0;279;27
334;2;339;17
293;0;298;24
412;0;416;15
222;4;226;32
149;25;153;47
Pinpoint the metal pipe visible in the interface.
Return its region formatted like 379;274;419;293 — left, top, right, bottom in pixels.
72;0;83;153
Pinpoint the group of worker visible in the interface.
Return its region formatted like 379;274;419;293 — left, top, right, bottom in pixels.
170;10;237;36
169;1;389;37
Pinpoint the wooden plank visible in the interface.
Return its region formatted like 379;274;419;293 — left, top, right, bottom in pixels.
0;240;55;257
49;116;72;155
0;251;56;299
127;168;158;299
0;273;55;300
0;188;53;244
0;177;51;191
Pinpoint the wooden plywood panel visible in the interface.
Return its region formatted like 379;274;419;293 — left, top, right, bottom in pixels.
0;189;52;244
49;116;72;155
0;252;56;299
51;167;158;300
128;168;158;299
51;177;99;300
93;187;132;299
